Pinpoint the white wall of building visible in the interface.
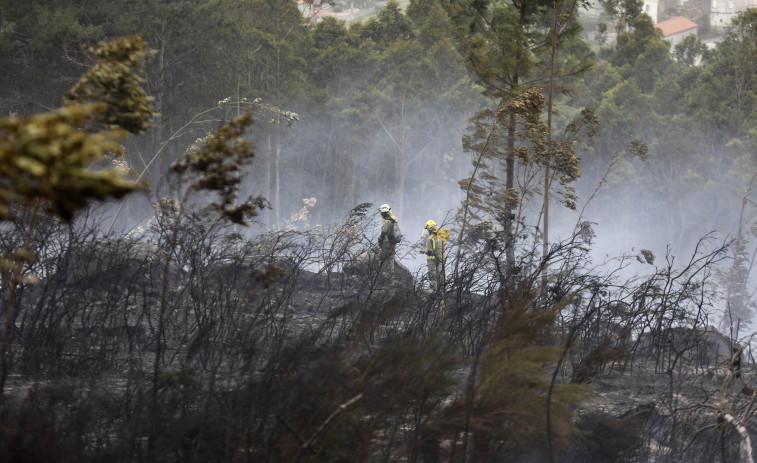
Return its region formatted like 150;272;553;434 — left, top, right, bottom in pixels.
711;0;756;29
666;30;697;47
644;0;660;23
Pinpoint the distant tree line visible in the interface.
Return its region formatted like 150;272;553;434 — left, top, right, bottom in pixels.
0;0;483;227
3;1;756;251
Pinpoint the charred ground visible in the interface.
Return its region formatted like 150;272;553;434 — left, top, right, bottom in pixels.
0;202;753;463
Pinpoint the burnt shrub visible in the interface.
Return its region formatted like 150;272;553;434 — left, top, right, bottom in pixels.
566;412;648;463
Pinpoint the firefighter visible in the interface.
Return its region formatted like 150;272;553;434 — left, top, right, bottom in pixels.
420;220;443;291
378;204;399;276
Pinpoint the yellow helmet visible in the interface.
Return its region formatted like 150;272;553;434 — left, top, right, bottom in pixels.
425;220;437;230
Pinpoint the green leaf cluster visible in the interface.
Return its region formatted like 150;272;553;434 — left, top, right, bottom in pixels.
569;7;757;254
0;35;154;222
171;106;258;225
63;35;154;134
0;104;141;221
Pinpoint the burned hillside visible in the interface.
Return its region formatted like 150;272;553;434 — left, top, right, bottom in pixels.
0;199;754;462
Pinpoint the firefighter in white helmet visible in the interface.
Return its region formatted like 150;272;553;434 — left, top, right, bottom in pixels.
378;204;400;276
420;220;443;291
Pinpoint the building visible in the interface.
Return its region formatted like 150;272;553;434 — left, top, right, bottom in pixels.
644;0;756;33
709;0;757;30
644;0;661;23
655;16;699;46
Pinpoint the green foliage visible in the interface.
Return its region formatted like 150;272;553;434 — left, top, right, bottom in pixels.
597;0;644;31
673;35;710;67
0;35;153;222
550;107;597;209
1;0;485;225
693;9;757;141
0;105;141;222
448;0;541;100
417;2;453;49
596;79;655;142
437;286;590;460
569;8;757;257
359;0;415;48
171;106;261;225
406;0;439;27
0;1;104;112
611;14;672;93
63;35;154;134
459;86;591;245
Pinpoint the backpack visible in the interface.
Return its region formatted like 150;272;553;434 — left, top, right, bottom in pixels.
388;221;402;244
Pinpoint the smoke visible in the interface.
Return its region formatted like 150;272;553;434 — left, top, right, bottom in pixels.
70;0;757;337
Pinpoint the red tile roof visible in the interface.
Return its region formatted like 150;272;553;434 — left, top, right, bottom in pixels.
655;16;698;37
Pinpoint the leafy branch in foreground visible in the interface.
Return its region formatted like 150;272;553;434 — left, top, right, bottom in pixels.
0;34;153;222
146;104;271;448
170;105;265;225
0;104;141;221
63;35;154;135
0;34;153;401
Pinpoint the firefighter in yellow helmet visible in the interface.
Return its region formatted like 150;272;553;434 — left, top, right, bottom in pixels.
420;220;443;291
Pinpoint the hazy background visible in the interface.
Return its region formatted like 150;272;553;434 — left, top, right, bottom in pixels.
2;0;756;322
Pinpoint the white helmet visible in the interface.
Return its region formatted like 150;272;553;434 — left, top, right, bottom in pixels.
379;204;391;213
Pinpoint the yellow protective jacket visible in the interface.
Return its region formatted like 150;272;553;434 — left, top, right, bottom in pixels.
424;233;443;262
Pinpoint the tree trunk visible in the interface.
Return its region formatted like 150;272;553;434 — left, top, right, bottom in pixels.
505;113;516;274
152;28;166;175
264;131;272;228
722;414;754;463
